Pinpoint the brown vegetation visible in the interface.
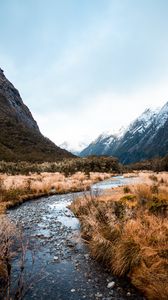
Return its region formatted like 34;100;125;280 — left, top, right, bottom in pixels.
0;155;121;212
70;172;168;299
128;154;168;172
0;156;122;175
0;156;121;294
0;216;39;299
0;216;15;289
0;171;113;213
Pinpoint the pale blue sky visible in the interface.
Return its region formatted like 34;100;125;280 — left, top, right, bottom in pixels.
1;0;168;148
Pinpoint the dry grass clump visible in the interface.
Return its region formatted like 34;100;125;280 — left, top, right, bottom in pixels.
123;185;131;193
89;172;112;182
70;177;168;299
124;172;139;178
134;182;168;217
0;216;16;287
147;172;168;187
0;216;39;299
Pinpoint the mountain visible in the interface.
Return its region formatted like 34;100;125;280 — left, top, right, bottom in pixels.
59;140;88;155
80;133;117;157
80;127;125;157
80;103;168;164
0;68;74;162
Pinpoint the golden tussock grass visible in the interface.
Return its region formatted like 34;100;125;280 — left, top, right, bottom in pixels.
70;172;168;299
0;171;112;213
0;215;16;283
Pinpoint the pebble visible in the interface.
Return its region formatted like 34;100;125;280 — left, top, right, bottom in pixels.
53;256;59;261
71;289;76;293
95;292;103;298
108;290;114;296
107;281;115;289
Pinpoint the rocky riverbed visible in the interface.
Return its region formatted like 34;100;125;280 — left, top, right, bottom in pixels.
7;176;145;300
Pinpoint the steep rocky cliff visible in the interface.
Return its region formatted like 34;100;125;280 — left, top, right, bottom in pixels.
0;68;74;162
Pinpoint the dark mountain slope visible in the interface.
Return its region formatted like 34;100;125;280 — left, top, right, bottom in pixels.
0;68;74;162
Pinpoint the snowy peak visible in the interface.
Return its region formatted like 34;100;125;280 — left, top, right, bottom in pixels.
93;132;115;144
127;108;158;136
80;101;168;163
59;141;88;155
94;127;126;144
159;101;168;113
116;126;126;138
138;108;155;121
155;101;168;129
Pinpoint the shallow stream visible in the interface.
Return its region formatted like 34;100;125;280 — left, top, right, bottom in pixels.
8;176;144;300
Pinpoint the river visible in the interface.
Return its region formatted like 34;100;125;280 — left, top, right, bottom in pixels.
7;176;144;300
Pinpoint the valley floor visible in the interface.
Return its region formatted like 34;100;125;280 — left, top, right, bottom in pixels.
0;171;167;299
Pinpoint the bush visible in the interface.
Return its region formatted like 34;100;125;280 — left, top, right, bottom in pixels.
123;186;131;193
0;156;122;175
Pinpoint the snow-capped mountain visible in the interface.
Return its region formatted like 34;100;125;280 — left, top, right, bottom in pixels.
80;102;168;164
79;133;117;157
127;108;159;136
80;128;125;157
59;141;88;155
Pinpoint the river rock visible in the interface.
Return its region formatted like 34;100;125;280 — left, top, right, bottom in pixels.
53;256;59;261
95;292;103;298
107;281;115;289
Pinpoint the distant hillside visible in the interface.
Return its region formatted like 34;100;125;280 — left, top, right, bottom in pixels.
80;103;168;164
0;68;74;162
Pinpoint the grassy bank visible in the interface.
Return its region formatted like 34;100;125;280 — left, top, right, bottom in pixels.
70;172;168;299
0;156;121;213
0;171;113;213
0;170;114;297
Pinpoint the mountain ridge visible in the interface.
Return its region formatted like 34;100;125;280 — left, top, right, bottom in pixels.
80;102;168;163
0;68;74;162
